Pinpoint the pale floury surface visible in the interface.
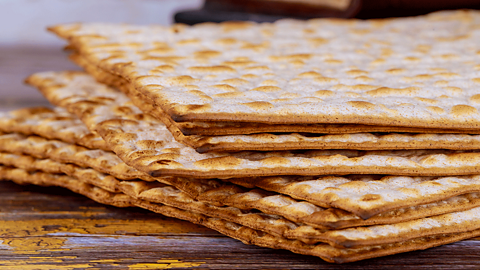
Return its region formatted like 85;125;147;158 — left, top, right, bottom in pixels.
50;10;480;128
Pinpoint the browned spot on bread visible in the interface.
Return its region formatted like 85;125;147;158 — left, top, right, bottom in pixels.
182;104;212;113
347;101;376;110
260;80;278;86
241;74;259;80
242;101;274;110
360;194;382;202
404;56;420;62
469;94;480;104
450;105;478;117
436;72;459;78
331;84;379;92
366;87;420;97
346;69;368;76
426;106;445;114
176;38;200;45
194;50;221;59
166;75;196;86
261;157;291;166
222;60;256;68
355;76;374;82
212;84;238;92
221;78;249;86
241;41;270;51
184;85;200;90
415;44;431;53
149;159;183;169
314;77;338;84
325;59;343;64
216;38;238;45
187;90;214;102
194;156;242;169
298;71;322;78
414;97;438;105
434;80;449;87
113;106;134;115
437;35;470;42
128;150;158;160
308;37;328;46
444;86;463;95
188;65;236;73
314;90;335;97
385;68;406;74
213;92;245;98
244;65;271;72
473;78;480;84
144;56;184;64
150;65;175;74
222;21;253;32
135;140;165;150
250;86;282;92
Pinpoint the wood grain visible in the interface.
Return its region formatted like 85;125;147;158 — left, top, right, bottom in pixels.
1;181;480;269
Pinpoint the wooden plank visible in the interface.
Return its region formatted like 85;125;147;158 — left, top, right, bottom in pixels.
2;181;480;269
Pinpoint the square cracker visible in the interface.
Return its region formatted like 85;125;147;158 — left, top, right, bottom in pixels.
49;10;480;129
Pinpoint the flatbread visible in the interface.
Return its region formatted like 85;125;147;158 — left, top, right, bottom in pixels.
28;71;480;178
70;52;480;153
0;107;109;151
49;10;480;129
4;131;480;227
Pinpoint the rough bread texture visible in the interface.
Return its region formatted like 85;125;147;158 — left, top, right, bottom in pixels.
0;107;109;151
70;53;480;138
28;71;480;178
4;164;480;263
49;10;480;128
4;131;480;228
6;153;480;249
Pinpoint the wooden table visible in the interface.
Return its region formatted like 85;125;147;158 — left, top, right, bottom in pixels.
2;46;480;269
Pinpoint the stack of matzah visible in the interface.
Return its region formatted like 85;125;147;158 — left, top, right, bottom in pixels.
2;10;480;263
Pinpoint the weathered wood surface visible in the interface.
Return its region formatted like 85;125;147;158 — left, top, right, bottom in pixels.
2;181;480;270
3;46;480;269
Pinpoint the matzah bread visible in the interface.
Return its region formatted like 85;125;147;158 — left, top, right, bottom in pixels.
70;53;480;138
0;107;109;151
4;164;480;263
28;71;480;178
49;10;480;129
5;130;480;227
6;154;480;249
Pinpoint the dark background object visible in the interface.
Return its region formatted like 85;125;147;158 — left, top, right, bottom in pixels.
175;0;480;24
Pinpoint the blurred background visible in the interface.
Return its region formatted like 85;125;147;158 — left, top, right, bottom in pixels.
1;0;480;111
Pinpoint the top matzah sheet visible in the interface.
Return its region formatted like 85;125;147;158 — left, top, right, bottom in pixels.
50;10;480;128
28;71;480;178
71;51;480;137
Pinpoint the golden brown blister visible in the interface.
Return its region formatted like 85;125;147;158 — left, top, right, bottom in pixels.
4;165;480;263
49;11;480;130
0;107;109;151
71;53;480;153
28;71;480;178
